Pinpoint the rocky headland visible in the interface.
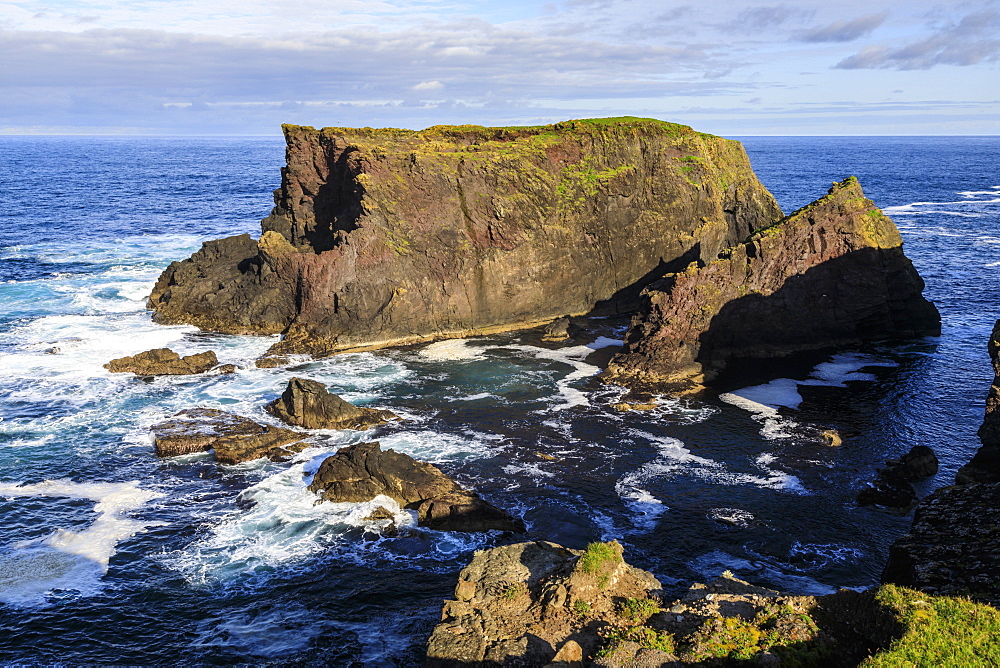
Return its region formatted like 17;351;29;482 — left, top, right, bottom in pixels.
147;118;781;360
605;177;940;391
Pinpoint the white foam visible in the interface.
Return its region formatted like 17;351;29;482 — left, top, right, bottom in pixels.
165;459;416;581
0;479;163;606
375;430;498;463
506;343;602;410
615;432;804;531
418;339;485;361
719;391;799;439
722;352;896;438
707;508;755;527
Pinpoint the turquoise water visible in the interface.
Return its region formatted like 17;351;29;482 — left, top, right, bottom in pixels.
0;135;998;664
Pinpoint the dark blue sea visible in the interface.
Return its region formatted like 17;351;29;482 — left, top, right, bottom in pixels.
0;134;998;665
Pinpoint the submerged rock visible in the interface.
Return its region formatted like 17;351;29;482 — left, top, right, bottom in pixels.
105;348;219;375
150;407;308;464
958;319;1000;484
308;441;523;533
857;475;918;509
264;377;397;430
148;118;782;357
605;177;940;391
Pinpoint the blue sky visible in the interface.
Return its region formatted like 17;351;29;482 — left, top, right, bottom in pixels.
1;0;997;134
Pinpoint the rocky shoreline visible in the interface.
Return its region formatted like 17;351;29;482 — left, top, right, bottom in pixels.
122;119;995;664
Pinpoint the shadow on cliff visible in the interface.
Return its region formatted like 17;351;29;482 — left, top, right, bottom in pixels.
694;247;940;386
589;244;704;316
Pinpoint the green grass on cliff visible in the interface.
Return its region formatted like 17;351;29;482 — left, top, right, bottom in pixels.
862;585;1000;667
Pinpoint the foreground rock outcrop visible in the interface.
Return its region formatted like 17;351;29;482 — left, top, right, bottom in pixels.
425;540;662;665
425;543;970;666
105;348;219;375
148;118;781;357
150;408;308;464
958;319;1000;483
605;177;940;390
308;441;523;532
265;377;397;430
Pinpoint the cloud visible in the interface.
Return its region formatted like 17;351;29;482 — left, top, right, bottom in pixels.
799;12;887;42
726;4;813;31
0;21;749;132
837;10;1000;69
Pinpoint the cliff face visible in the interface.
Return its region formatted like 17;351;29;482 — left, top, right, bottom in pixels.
957;319;1000;484
148;118;781;356
604;177;941;390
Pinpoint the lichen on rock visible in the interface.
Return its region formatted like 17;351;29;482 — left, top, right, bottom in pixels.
147;117;782;357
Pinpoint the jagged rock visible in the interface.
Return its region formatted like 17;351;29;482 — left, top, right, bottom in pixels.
425;540;662;666
882;482;1000;605
885;445;938;481
605;177;940;391
214;364;238;374
150;407;308;464
264;377;397;430
958;319;1000;484
105;348;219;375
148;118;782;357
542;317;574;342
307;441;523;532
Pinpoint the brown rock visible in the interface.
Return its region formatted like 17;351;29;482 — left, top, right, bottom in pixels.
425;540;662;667
150;407;308;463
255;356;289;369
542;317;574;342
307;441;523;532
105;348;219;375
265;377;397;430
605;177;940;391
148;118;782;356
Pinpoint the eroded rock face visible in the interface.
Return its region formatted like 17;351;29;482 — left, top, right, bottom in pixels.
958;320;1000;484
264;377;397;430
150;407;308;464
425;540;662;666
148;118;782;357
882;482;1000;605
307;441;523;532
105;348;218;375
605;177;940;391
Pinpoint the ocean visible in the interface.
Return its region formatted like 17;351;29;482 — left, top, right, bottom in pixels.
0;134;998;664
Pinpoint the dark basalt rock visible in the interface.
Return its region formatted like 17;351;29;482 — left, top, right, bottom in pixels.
857;474;918;509
307;441;523;533
105;348;219;375
148;118;782;357
885;445;939;481
264;377;397;430
605;177;940;391
957;319;1000;484
882;482;1000;605
150;407;308;464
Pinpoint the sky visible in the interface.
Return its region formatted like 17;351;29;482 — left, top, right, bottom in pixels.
0;0;997;134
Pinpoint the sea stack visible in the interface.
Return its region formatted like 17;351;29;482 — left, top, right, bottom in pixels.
605;177;940;391
147;118;781;358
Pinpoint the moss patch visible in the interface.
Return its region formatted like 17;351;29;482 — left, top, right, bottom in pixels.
861;585;1000;667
